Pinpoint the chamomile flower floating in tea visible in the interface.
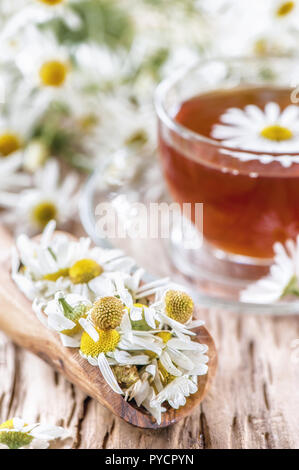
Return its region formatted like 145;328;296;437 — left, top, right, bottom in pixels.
240;236;299;304
0;417;66;449
211;102;299;153
1;160;79;234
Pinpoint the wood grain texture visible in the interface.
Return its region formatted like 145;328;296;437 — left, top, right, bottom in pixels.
0;226;216;430
0;225;299;447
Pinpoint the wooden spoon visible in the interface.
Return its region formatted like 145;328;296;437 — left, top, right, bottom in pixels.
0;225;217;429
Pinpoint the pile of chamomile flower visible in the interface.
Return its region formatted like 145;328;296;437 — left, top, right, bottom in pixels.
12;221;209;424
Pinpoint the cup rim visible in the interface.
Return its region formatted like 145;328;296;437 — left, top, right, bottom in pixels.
154;55;299;154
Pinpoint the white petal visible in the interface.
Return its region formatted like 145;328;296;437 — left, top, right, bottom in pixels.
30;424;66;440
48;313;75;332
114;350;148;365
97;353;124;395
60;333;81;348
41;220;56;248
79;318;99;342
143;306;156;329
160;351;182;377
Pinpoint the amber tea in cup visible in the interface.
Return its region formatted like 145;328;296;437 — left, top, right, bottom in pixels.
156;57;299;263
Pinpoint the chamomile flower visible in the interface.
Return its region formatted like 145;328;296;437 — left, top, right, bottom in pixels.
240;236;299;303
12;219;135;301
125;332;208;424
0;417;66;449
2;159;79;234
154;330;209;381
0;96;37;159
150;376;199;411
16;31;72;95
212;102;299;153
151;287;206;338
125;366;166;425
79;308;162;395
33;291;92;347
203;0;299;57
93;93;156;160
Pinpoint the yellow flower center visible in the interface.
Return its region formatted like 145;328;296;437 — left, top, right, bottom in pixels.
31;201;57;228
0;420;32;449
156;331;172;344
0;133;21;157
79;114;98;131
91;296;124;330
69;259;103;285
80;328;120;357
125;129;148;147
254;38;269;57
39;60;68;87
0;420;14;430
260;124;293;141
43;268;70;282
39;0;65;4
165;290;194;324
276;1;295;16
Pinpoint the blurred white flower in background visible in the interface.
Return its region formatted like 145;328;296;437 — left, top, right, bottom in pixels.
16;31;71;89
0;96;37;160
1;159;79;234
0;154;31;192
205;0;299;56
240;236;299;303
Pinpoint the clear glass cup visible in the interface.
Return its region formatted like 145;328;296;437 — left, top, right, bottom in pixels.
155;56;299;267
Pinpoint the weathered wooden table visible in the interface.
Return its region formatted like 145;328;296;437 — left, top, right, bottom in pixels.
1;225;299;449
